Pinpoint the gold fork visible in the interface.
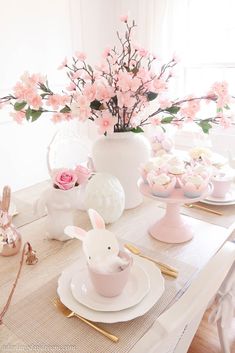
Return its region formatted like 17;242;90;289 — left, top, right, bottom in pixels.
53;297;119;342
184;203;223;216
124;243;178;278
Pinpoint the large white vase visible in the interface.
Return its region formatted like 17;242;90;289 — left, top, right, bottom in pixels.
92;132;151;209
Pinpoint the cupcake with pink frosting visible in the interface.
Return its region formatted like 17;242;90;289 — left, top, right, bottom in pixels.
139;159;156;183
168;156;186;188
181;174;209;198
147;172;176;197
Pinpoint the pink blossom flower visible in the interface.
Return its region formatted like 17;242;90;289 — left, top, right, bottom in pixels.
52;169;78;190
51;113;64;123
117;71;141;92
72;71;81;80
180;99;200;120
95;112;118;134
47;94;63;110
66;82;76;91
10;111;25;124
102;47;111;58
172;53;180;63
138;48;149;58
58;57;67;70
83;83;96;102
28;95;42;110
75;165;91;184
210;81;231;108
75;51;87;61
70;95;91;121
95;84;114;101
150;117;161;126
159;99;172;110
117;91;136;108
120;15;128;22
137;68;151;81
153;78;167;93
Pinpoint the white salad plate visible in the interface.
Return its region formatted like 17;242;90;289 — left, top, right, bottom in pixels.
202;187;235;206
70;263;150;312
57;256;165;323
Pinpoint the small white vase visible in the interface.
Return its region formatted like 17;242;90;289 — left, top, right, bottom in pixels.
92;132;151;209
38;186;78;241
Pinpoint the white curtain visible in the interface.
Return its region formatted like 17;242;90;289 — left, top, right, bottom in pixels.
0;0;84;191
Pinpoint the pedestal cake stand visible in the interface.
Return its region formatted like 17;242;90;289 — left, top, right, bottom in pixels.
139;180;213;244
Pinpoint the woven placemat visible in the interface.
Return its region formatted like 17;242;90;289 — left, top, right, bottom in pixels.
2;250;196;353
180;202;235;228
157;201;235;229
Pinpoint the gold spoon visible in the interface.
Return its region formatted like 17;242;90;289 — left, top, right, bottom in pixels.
184;203;223;216
124;243;178;278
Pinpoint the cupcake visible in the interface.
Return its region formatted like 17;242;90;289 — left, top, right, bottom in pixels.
188;147;212;164
139;159;156;183
167;156;186;187
190;164;211;179
181;174;209;198
147;172;176;197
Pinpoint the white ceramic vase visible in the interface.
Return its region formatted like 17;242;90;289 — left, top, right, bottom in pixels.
92;132;151;209
38;186;78;241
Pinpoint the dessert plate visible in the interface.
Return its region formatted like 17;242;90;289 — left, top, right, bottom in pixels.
57;256;165;323
70;263;150;312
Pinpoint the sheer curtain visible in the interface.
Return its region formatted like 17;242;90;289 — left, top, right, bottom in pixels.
0;0;82;191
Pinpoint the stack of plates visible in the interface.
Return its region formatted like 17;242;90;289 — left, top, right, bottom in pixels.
202;185;235;206
57;256;165;323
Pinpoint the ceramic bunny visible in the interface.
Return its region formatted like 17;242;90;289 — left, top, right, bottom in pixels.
64;209;129;273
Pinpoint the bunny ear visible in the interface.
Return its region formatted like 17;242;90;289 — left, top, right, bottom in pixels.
64;225;87;241
88;209;105;229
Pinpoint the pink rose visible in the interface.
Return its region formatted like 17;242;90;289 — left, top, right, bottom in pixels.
75;165;91;185
53;169;78;190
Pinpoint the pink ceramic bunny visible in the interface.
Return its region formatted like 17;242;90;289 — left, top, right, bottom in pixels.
64;209;129;273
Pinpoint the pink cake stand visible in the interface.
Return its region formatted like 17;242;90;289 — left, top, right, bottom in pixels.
139;180;213;244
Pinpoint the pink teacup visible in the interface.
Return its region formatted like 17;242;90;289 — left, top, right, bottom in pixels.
87;251;132;297
211;175;233;198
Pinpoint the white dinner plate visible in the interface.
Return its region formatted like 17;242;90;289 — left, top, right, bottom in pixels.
70;263;150;312
57;256;165;323
202;187;235;206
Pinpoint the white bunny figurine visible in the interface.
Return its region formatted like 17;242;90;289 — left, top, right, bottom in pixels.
64;209;129;273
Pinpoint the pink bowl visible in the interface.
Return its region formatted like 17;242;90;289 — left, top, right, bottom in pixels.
211;178;232;198
87;251;132;297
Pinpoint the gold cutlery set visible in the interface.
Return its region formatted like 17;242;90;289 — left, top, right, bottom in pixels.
184;203;223;215
124;243;178;278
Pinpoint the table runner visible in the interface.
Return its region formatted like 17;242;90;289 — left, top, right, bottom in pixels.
2;250;196;353
11;197;46;229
